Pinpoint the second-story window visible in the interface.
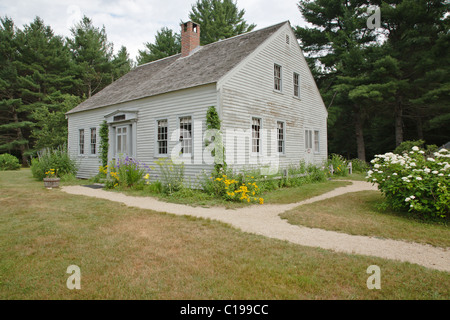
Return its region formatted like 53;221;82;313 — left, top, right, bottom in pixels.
293;73;300;98
274;64;282;91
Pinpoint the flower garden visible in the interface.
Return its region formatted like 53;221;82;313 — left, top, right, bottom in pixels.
366;146;450;219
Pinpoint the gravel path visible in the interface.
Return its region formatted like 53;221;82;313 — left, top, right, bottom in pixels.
61;181;450;272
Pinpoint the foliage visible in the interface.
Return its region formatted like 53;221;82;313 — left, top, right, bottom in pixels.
0;153;21;170
205;106;225;172
350;158;369;174
189;0;256;45
367;146;450;219
30;145;77;180
393;140;438;158
31;94;81;151
199;162;328;204
0;15;133;164
106;156;150;189
137;27;181;65
328;154;348;177
44;168;57;178
99;121;109;167
203;169;263;204
295;0;450;161
155;157;185;194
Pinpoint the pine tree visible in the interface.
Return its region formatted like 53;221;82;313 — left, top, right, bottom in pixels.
112;46;133;81
67;16;114;98
189;0;256;45
137;27;181;65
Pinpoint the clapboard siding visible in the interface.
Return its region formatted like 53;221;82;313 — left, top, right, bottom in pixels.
68;84;217;179
218;23;327;173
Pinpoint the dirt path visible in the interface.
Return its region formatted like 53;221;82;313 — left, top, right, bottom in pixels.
61;181;450;272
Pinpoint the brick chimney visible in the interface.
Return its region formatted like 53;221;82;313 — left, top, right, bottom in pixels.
181;21;200;57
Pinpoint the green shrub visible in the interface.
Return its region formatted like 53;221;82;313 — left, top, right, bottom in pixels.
351;158;369;173
367;146;449;219
106;156;150;189
30;145;77;180
328;154;349;176
0;153;21;171
155;158;185;194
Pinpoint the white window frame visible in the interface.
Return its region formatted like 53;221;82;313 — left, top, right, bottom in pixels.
305;129;313;150
157;119;169;156
115;125;128;156
293;72;300;98
79;129;85;155
314;130;320;154
251;117;262;154
179;116;193;156
277;121;286;155
90;128;97;155
274;64;282;92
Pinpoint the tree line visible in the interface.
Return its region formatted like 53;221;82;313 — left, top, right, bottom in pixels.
296;0;449;161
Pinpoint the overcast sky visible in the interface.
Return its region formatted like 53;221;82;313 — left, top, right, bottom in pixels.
0;0;308;61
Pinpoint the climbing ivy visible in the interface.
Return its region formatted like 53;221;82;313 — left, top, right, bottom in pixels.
205;106;225;172
99;121;109;167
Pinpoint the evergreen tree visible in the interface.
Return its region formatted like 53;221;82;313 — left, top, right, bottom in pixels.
67;16;114;98
112;46;133;81
189;0;256;45
137;27;181;65
0;17;29;164
295;0;377;161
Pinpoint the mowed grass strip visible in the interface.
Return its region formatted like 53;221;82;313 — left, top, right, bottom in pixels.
281;191;450;248
0;169;449;299
114;179;352;208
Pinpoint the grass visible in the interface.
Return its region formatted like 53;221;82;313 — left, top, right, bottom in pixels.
281;191;450;248
109;178;352;208
0;169;449;299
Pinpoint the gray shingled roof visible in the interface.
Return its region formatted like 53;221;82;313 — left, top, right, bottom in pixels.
67;21;288;114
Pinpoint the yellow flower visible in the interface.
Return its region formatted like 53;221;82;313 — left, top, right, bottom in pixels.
259;198;264;205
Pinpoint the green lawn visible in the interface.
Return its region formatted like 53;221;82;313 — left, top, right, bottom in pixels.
280;191;450;247
113;179;352;208
0;169;449;299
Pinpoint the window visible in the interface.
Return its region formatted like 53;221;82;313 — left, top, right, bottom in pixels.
277;121;285;154
113;115;126;122
274;64;282;91
293;73;300;98
79;129;85;155
90;128;97;155
252;117;261;153
314;130;320;153
305;129;312;150
179;116;192;155
286;34;290;45
116;126;128;155
157;119;168;155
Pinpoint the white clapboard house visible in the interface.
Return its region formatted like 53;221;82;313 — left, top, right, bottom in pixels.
66;21;327;179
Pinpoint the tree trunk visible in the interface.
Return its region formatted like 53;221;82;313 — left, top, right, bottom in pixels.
394;103;403;146
354;106;366;161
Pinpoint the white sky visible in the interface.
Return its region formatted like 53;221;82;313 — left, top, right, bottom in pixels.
0;0;308;61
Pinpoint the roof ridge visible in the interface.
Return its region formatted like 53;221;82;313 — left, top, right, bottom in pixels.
200;21;289;49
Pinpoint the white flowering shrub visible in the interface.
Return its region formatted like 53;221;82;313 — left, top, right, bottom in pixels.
366;146;450;219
